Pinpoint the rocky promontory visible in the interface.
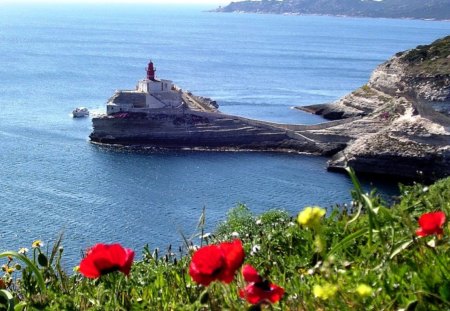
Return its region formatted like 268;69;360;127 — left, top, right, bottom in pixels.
299;36;450;180
90;88;345;156
91;37;450;181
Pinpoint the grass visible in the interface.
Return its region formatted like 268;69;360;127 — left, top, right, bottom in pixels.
401;36;450;75
353;84;376;98
1;169;450;310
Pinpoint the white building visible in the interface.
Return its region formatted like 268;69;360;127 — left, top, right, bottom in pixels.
106;61;183;115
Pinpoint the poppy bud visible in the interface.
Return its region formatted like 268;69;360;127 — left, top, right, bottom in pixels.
14;264;21;271
200;291;209;304
38;253;49;267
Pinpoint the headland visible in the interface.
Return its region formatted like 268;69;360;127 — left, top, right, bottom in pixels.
91;37;450;181
89;61;347;156
298;36;450;181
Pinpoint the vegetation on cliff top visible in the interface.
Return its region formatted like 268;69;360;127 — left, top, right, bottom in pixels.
398;35;450;75
1;170;450;310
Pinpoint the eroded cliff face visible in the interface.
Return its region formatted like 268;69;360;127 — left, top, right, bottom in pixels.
328;110;450;180
305;36;450;181
90;109;340;155
369;52;450;103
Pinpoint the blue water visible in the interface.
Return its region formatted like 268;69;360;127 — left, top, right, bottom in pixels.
0;4;449;266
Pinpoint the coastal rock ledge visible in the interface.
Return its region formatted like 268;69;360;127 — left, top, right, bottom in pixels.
298;36;450;181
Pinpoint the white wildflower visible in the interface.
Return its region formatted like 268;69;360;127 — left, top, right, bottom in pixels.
188;245;199;252
18;247;29;254
251;244;260;255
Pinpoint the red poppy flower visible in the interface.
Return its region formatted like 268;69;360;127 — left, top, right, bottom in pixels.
416;211;446;237
242;264;262;283
239;281;285;305
239;264;284;305
189;239;245;286
79;243;135;279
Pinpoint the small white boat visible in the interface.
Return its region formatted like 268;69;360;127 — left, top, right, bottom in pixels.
72;107;89;118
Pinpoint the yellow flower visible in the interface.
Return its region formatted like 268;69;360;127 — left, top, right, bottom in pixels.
6;268;14;274
356;284;372;297
32;240;43;249
298;206;326;229
313;283;338;300
73;265;80;273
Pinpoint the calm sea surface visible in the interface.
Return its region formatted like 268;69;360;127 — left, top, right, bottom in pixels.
0;4;449;266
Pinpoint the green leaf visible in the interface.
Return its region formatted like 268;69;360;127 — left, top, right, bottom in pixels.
49;232;64;266
0;289;14;311
389;239;413;260
345;167;363;197
439;282;450;302
0;252;46;292
13;301;27;311
328;227;368;256
197;206;206;229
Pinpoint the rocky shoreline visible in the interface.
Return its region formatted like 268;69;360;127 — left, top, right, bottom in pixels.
298;36;450;181
90;108;345;156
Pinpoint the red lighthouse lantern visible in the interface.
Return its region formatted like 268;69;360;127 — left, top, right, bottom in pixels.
146;61;156;80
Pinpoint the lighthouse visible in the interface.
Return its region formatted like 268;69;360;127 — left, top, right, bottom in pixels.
138;60;173;94
146;61;156;80
106;60;181;115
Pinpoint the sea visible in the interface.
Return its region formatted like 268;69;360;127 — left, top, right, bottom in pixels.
0;4;449;267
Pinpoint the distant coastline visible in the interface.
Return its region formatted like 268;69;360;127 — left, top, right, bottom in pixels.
213;11;450;23
213;0;450;21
